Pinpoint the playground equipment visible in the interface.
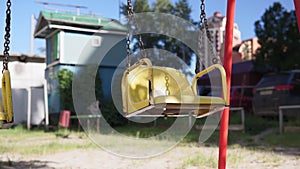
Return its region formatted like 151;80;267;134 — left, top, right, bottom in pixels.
121;0;230;168
0;0;13;129
122;0;300;169
121;0;229;118
1;0;299;169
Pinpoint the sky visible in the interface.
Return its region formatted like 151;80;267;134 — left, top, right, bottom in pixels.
0;0;297;55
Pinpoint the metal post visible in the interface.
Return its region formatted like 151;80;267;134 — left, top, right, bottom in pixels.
278;105;300;134
76;7;80;15
27;88;32;130
30;15;35;55
294;0;300;32
279;108;283;134
44;79;49;128
97;117;100;133
119;0;121;20
87;118;90;133
229;107;245;131
219;0;236;169
241;108;245;132
204;37;208;68
189;112;192;129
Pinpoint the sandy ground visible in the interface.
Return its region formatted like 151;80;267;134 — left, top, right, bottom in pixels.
1;144;299;169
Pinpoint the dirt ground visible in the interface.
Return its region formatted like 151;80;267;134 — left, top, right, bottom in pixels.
1;143;299;169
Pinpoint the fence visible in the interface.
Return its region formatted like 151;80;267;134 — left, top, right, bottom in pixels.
279;105;300;134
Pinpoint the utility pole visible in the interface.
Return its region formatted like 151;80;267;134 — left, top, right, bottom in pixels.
119;0;121;20
30;15;35;55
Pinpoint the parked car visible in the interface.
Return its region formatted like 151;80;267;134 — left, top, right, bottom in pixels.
230;86;254;111
252;70;300;116
199;85;254;111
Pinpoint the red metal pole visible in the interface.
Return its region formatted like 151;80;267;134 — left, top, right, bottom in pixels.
294;0;300;32
218;0;235;169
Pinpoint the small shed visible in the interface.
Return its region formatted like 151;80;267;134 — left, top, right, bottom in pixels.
34;11;127;122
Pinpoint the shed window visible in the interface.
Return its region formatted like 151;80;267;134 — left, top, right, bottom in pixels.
46;33;60;64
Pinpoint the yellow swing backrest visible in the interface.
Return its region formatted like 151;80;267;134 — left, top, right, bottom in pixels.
151;66;194;98
122;61;152;113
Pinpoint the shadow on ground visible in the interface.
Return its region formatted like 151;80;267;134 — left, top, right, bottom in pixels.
0;160;56;169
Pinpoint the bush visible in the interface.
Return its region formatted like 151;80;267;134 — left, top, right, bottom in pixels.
100;100;128;127
57;68;127;127
56;69;74;112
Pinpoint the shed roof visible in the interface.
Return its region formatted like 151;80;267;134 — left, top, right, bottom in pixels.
34;11;126;38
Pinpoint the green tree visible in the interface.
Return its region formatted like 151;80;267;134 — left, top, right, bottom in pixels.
94;69;127;127
57;69;74;112
254;2;300;71
153;0;173;12
121;0;194;65
173;0;192;21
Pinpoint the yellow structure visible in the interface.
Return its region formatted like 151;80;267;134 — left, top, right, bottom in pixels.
0;70;13;128
122;58;228;118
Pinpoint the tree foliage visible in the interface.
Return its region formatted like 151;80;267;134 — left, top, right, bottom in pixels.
120;0;195;65
57;69;74;112
254;2;300;71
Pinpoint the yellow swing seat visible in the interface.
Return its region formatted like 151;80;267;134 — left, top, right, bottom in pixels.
121;58;228;118
0;70;14;128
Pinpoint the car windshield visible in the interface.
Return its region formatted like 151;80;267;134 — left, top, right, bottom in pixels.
257;73;290;87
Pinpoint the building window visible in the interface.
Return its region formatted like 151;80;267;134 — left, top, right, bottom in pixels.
46;32;60;64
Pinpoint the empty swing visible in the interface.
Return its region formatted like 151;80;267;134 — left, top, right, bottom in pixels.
0;0;13;128
121;0;229;118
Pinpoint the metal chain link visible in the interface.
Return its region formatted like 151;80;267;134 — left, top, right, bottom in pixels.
195;29;202;74
138;35;146;58
195;0;218;73
200;0;211;41
126;0;147;68
3;0;11;72
165;74;170;95
201;0;219;65
126;0;133;68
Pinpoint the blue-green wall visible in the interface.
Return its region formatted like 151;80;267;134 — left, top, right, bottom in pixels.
45;31;126;114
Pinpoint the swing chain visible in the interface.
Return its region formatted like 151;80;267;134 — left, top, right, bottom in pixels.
138;35;146;58
126;0;133;68
200;0;219;65
165;74;170;95
195;0;218;73
3;0;11;72
126;0;147;68
196;0;209;73
199;0;211;41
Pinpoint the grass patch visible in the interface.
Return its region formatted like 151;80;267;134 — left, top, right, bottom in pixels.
113;118;253;146
1;114;298;158
101;114;299;149
111;115;298;148
0;125;96;155
261;131;300;148
262;155;281;166
286;119;300;126
229;110;244;124
114;124;166;138
180;152;218;169
0;142;93;155
244;115;278;135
